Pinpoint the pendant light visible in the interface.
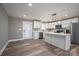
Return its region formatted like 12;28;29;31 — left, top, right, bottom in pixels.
51;13;57;25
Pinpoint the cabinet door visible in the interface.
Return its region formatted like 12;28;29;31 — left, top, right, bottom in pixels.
45;34;52;44
52;23;55;28
41;23;46;30
71;18;78;23
34;31;39;39
47;23;52;28
45;23;48;29
62;20;71;28
34;21;41;28
38;22;42;28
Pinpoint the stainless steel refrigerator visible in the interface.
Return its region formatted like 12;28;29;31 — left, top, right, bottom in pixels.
72;23;79;44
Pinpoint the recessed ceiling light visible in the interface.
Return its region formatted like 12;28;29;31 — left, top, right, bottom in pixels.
65;14;68;16
28;3;32;7
23;15;26;17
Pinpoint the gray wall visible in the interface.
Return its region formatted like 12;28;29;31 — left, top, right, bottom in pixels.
8;17;22;40
0;5;8;50
8;17;33;40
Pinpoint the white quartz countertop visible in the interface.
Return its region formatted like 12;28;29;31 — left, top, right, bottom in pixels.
44;32;71;36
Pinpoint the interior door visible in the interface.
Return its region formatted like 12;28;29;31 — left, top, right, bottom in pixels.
23;21;32;39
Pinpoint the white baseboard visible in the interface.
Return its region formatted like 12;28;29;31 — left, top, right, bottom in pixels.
8;38;24;42
8;38;34;42
0;41;9;56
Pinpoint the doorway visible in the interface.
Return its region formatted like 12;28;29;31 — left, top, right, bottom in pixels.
23;21;33;39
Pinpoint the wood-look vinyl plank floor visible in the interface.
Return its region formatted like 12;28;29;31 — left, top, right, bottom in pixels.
1;39;79;56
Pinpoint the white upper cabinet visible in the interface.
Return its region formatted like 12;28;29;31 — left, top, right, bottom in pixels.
48;23;53;28
41;23;46;30
45;23;49;29
71;18;79;23
45;23;54;29
60;18;79;28
34;21;41;29
52;22;55;28
33;18;79;29
61;19;71;28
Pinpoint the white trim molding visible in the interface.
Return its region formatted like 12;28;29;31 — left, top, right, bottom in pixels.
8;38;33;42
8;38;24;42
0;41;9;56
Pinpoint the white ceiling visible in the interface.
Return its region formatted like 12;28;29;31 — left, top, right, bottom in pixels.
2;3;79;21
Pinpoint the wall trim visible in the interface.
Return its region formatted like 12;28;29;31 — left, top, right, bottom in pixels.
8;38;25;42
0;41;9;56
8;38;34;42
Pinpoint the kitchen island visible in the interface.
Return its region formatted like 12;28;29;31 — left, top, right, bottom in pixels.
44;32;71;51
